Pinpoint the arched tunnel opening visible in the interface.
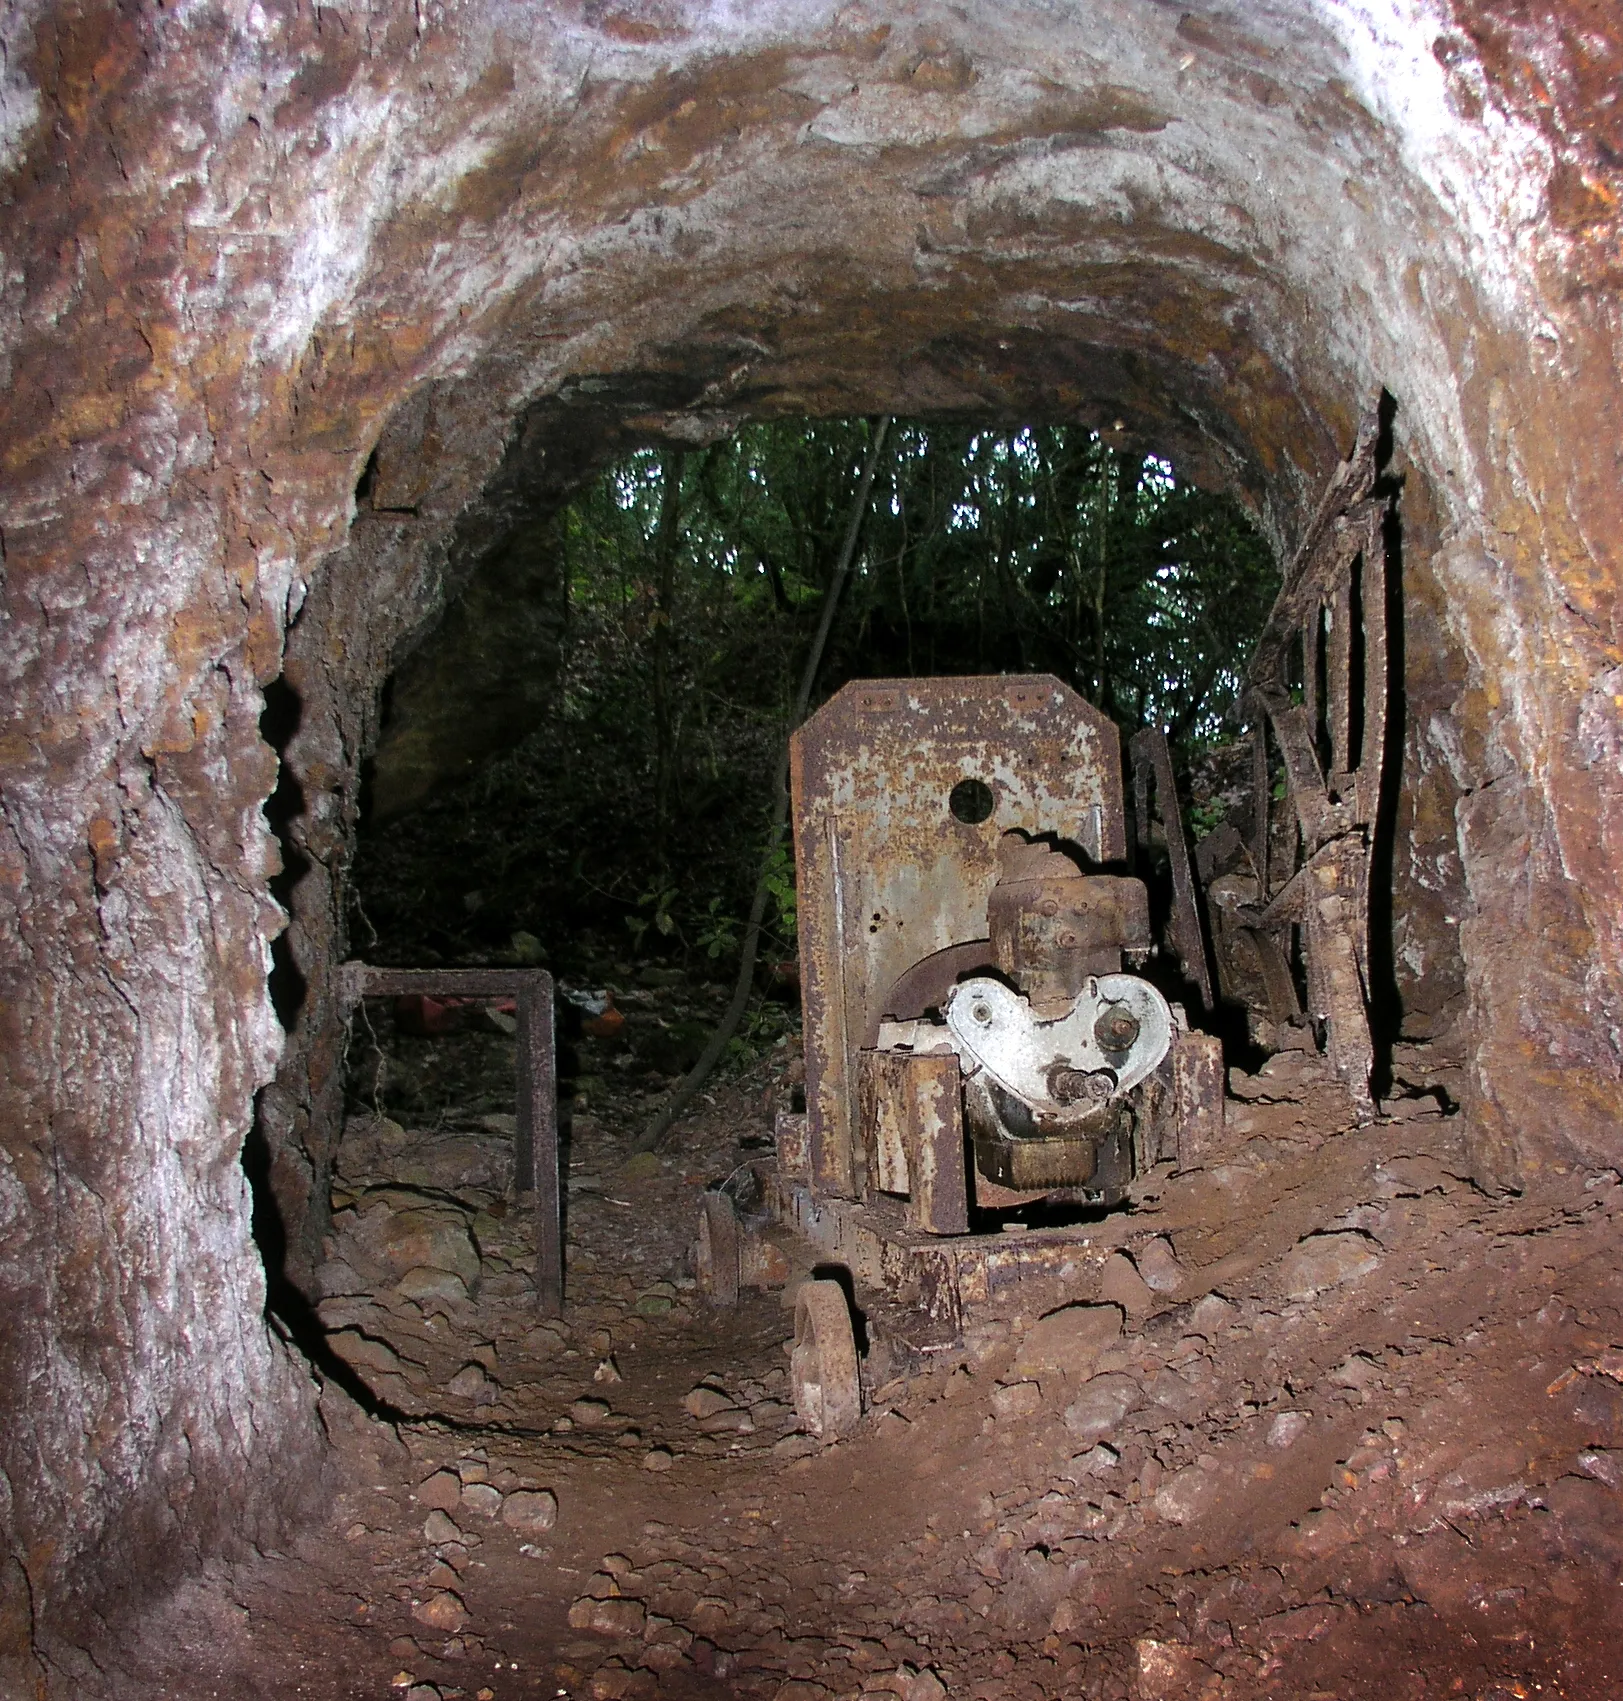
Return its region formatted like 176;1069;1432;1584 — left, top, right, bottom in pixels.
294;413;1292;1392
3;4;1622;1698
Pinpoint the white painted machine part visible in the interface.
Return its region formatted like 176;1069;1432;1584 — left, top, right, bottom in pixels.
943;975;1173;1109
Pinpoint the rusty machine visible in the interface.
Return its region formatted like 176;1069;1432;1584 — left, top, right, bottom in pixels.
697;674;1226;1438
693;409;1402;1440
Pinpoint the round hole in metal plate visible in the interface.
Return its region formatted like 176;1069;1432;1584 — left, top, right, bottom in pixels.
949;777;995;825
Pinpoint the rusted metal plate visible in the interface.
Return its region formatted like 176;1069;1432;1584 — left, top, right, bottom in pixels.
791;675;1127;1202
773;1109;810;1180
339;961;562;1315
902;1052;970;1236
1170;1029;1225;1166
857;1050;972;1234
859;1050;912;1195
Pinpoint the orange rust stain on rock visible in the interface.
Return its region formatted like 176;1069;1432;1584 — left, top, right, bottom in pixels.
570;51;812;207
589;7;692;47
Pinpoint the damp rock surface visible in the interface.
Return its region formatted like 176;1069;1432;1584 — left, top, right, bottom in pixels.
2;0;1623;1678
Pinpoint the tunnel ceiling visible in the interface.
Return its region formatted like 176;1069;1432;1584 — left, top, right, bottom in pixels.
2;0;1622;1674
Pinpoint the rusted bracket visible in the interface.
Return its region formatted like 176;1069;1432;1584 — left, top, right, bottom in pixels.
1128;726;1215;1012
338;961;562;1315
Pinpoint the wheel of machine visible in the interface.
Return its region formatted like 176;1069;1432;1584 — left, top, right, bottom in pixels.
695;1192;740;1306
790;1278;862;1440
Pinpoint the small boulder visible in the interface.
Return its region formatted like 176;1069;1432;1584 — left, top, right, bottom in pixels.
1328;1352;1381;1390
571;1397;613;1427
1072;1443;1120;1476
682;1386;734;1420
422;1509;462;1544
1097;1252;1153;1316
396;1267;470;1305
894;1666;947;1701
1136;1638;1203;1698
1577;1447;1623;1490
501;1489;558;1535
1154;1461;1222;1525
417;1470;463;1513
372;1206;482;1288
642;1448;675;1473
1135;1237;1185;1295
1190;1293;1236;1338
1267;1410;1311;1450
568;1596;647;1637
697;1407;752;1434
1062;1374;1141;1443
324;1326;399;1381
460;1482;502;1518
411;1589;468;1632
1277;1231;1382;1300
1011;1303;1123;1383
990;1381;1043;1420
447;1363;492;1400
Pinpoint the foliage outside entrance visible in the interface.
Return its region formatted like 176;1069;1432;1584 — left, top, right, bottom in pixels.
354;419;1277;1013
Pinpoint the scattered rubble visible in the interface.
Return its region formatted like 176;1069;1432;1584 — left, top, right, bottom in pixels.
105;1015;1623;1700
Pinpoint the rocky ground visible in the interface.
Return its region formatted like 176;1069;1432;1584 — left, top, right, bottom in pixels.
102;993;1623;1701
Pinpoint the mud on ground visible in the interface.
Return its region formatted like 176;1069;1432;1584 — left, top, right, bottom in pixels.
106;1002;1623;1701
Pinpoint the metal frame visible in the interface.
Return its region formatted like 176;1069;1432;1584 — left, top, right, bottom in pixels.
1233;404;1391;1120
337;961;562;1314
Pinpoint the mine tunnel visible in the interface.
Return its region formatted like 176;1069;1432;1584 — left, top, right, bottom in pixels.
2;3;1622;1698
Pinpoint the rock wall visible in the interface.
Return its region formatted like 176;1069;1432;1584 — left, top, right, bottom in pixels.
1;0;1619;1672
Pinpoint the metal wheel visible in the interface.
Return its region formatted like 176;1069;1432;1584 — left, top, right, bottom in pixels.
790;1278;862;1439
695;1192;740;1306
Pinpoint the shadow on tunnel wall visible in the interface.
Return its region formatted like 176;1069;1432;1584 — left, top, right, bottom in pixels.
261;675;310;1033
1366;390;1407;1099
247;675;404;1417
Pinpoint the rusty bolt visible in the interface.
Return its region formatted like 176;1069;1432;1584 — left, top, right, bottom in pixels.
1094;1005;1140;1052
969;999;995;1026
1049;1066;1116;1105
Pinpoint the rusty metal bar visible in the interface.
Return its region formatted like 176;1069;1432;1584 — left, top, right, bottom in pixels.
339;961;562;1315
1328;577;1353;778
1129;727;1214;1011
1358;507;1389;824
1170;1028;1225;1167
520;982;561;1315
1251;720;1270;897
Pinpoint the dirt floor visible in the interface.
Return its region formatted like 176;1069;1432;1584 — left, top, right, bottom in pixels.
102;988;1623;1701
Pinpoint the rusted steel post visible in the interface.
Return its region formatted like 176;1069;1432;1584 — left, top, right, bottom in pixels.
514;986;538;1192
1129;727;1215;1012
524;974;562;1316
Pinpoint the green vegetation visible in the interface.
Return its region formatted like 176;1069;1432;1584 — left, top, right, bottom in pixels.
355;418;1277;985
